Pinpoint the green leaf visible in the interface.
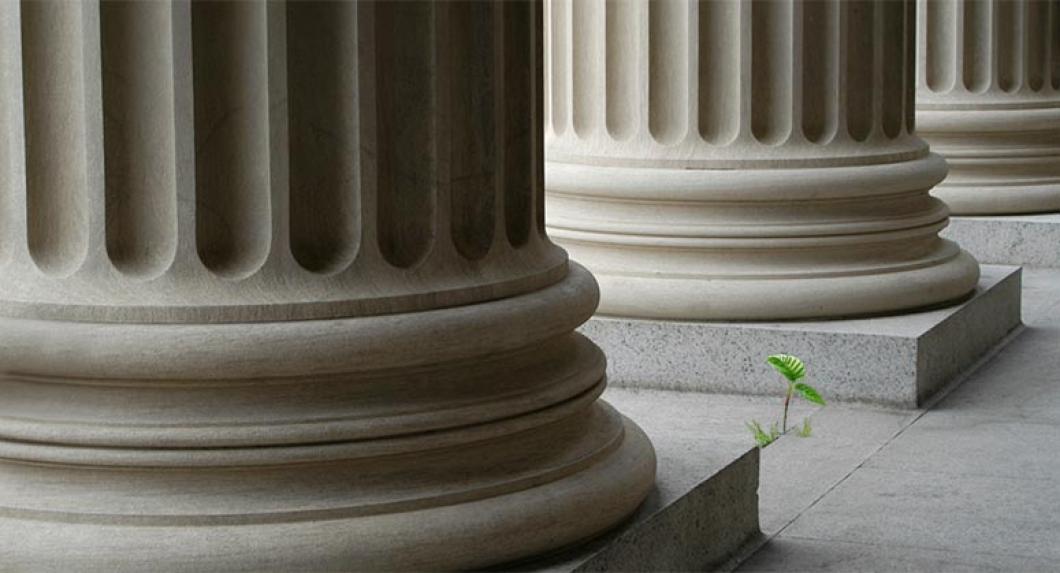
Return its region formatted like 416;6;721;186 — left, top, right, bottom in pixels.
767;354;806;382
797;418;813;438
794;382;826;406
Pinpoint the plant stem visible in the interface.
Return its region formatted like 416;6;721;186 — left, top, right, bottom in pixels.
782;383;793;433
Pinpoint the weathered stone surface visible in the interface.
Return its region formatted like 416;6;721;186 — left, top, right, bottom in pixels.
580;266;1021;408
740;536;1060;573
943;214;1060;267
783;466;1060;560
739;267;1060;572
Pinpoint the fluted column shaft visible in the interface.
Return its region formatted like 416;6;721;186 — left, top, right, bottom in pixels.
917;0;1060;214
0;2;654;570
1;0;566;323
545;0;979;320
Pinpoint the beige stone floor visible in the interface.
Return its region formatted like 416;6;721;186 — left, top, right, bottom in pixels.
735;267;1060;572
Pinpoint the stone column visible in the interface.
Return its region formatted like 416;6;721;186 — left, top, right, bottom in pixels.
0;1;654;570
545;0;979;320
917;0;1060;215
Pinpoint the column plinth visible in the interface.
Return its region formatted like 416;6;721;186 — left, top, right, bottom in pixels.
916;0;1060;215
0;1;654;569
545;0;979;320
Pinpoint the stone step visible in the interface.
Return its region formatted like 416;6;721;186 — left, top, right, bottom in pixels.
944;215;1060;268
580;265;1022;408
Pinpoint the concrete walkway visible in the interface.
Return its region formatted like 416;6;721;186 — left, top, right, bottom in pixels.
738;267;1060;572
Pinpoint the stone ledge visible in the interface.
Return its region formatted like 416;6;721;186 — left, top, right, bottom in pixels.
943;214;1060;268
505;391;762;573
579;266;1022;408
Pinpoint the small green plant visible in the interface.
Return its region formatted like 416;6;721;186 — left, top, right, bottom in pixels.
746;354;826;447
746;420;781;448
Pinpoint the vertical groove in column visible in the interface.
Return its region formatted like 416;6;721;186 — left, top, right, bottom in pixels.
882;0;905;138
648;0;688;145
543;0;551;134
20;1;90;276
354;2;379;260
995;0;1022;92
698;0;740;144
904;0;916;133
1047;0;1055;88
549;0;569;135
100;1;178;278
286;1;360;274
1025;0;1048;91
504;0;532;247
375;1;435;268
0;1;25;265
925;0;957;92
846;0;875;141
192;1;271;278
571;0;601;137
449;1;495;261
606;0;636;140
801;0;838;143
534;0;547;238
169;1;196;264
751;0;792;145
963;0;991;92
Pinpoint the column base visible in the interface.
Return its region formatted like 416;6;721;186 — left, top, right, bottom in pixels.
932;181;1060;216
549;153;981;320
584;247;980;321
943;214;1060;267
918;106;1060;216
0;405;654;572
513;390;761;573
0;265;657;571
579;266;1022;408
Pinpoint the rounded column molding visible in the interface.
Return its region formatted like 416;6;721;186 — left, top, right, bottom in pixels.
916;0;1060;215
545;0;979;320
0;1;654;569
